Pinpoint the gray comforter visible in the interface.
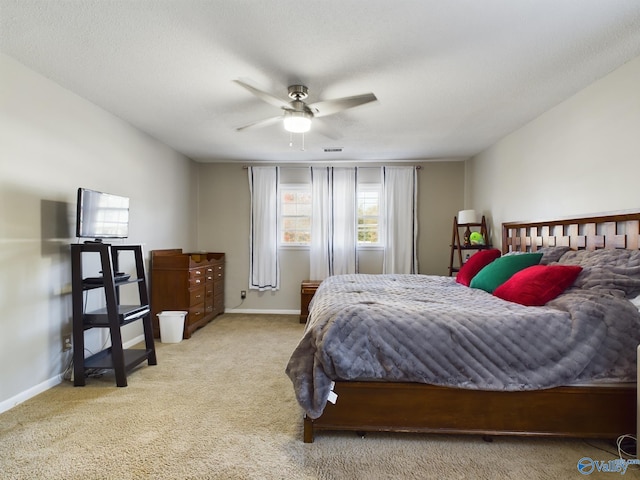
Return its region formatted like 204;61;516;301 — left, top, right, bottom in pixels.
286;267;640;419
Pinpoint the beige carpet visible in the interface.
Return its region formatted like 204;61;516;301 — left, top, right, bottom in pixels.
0;314;637;479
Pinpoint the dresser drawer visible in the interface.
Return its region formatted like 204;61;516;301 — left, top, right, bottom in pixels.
213;264;224;281
189;285;206;306
187;304;205;326
189;269;205;287
213;292;224;316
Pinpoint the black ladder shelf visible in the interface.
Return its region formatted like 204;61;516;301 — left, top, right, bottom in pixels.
71;243;157;387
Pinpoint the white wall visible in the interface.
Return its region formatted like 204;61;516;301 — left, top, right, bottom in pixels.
467;55;640;243
0;54;198;411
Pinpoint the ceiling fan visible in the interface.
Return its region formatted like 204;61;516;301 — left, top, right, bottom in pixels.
234;79;377;134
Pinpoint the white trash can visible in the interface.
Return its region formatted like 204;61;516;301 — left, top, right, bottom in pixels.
157;311;187;343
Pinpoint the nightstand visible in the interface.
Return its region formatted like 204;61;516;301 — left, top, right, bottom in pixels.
300;280;322;323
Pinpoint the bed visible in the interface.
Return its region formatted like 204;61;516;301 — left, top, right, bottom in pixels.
286;212;640;443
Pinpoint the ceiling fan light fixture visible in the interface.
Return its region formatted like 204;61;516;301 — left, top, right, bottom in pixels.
283;111;311;133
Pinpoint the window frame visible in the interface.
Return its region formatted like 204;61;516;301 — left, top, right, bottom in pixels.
357;183;384;248
278;183;312;248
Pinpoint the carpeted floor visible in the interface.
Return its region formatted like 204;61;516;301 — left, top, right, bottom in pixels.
0;314;637;479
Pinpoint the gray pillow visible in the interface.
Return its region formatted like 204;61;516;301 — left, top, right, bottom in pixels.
537;246;571;265
558;249;640;298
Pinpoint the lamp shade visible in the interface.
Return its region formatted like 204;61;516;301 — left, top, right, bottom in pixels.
283;111;311;133
458;209;477;225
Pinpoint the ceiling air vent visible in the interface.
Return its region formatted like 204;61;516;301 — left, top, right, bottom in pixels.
323;147;343;153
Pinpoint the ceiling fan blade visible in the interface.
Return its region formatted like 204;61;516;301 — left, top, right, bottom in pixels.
236;115;283;131
234;79;291;110
307;93;377;117
311;118;342;140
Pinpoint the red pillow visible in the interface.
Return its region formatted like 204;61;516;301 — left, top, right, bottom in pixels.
493;264;583;306
456;249;502;286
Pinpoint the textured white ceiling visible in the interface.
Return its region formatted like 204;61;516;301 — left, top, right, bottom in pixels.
1;0;640;163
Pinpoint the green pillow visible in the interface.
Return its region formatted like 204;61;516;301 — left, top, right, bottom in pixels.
470;253;543;293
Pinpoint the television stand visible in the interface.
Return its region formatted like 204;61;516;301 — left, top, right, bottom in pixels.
71;243;157;387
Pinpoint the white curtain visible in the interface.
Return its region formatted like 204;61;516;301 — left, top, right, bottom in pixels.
248;166;280;290
310;167;331;280
310;167;357;280
331;168;357;275
382;166;418;274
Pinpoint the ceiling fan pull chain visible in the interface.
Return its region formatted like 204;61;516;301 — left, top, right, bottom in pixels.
301;132;305;151
289;131;293;148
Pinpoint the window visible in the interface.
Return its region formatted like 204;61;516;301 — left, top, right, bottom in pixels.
280;185;311;245
279;183;382;247
357;185;382;245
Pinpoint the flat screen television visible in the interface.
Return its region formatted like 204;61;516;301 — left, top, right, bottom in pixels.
76;188;130;240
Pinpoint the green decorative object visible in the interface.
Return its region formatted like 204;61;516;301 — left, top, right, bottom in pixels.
470;231;485;245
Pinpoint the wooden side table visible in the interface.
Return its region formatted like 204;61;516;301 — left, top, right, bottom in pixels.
300;280;322;323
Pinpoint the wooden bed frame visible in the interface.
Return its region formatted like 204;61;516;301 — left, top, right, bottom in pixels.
303;212;640;443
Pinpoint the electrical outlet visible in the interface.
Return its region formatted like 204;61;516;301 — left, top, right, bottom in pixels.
240;290;247;300
63;334;72;352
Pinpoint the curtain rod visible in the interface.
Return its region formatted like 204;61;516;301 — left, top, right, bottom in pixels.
242;165;421;170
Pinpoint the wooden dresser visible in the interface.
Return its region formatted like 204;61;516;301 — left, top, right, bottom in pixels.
151;249;225;339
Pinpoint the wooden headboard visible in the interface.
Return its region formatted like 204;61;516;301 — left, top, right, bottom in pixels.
501;212;640;255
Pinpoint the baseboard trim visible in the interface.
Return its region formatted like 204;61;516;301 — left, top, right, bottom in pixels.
0;374;62;414
224;308;300;315
0;333;148;414
124;334;146;348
